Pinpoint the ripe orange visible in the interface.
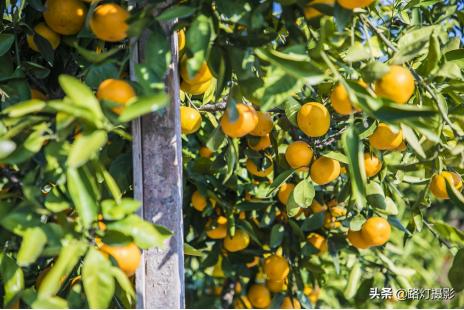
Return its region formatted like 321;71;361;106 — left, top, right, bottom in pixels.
224;229;250;252
430;171;463;199
199;146;213;158
90;3;129;42
360;217;391;247
310;200;327;213
369;123;403;151
324;213;341;229
180;79;212;96
180;60;213;85
178;29;186;51
278;183;295;205
180;106;202;135
191;190;208;211
96;79;136;115
43;0;87;35
304;0;335;19
264;255;290;281
297;102;330;137
246;159;273;178
247;284;272;309
99;242;141;276
27;23;60;52
307;233;327;253
285;141;313;171
364;153;382;177
234;296;253;309
280;297;301;309
248;135;271;151
310;157;341;185
266;279;286;293
347;230;370;249
304;287;320;304
329;205;347;217
206;217;228;239
221;103;258;138
375;65;415;104
250;112;273;136
337;0;375;9
330;82;365;115
31;88;47;100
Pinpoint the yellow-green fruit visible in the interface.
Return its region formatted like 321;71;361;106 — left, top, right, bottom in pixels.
180;106;202;135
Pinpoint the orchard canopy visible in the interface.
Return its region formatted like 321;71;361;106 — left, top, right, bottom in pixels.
1;0;464;309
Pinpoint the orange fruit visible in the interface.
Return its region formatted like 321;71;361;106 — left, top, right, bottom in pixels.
281;297;301;309
329;205;347;217
360;217;391;247
264;255;290;281
43;0;87;35
297;102;330;137
307;233;327;253
221;103;258;138
96;79;136;115
369;123;403;151
250;112;273;136
364;153;382;177
430;171;463;199
224;229;250;252
337;0;375;9
180;79;212;96
375;65;415;104
310;200;327;213
90;3;129;42
266;279;286;293
191;190;209;212
31;88;47;100
248;135;271;151
246;256;260;268
347;230;369;249
330;82;365;115
304;0;335;19
278;183;295;205
178;29;186;51
206;217;228;239
310;157;341;185
285;141;313;171
99;242;141;276
324;213;341;229
27;23;60;52
395;141;407;152
180;60;213;85
246;158;273;177
247;284;272;309
304;287;320;304
180;106;202;134
199;146;213;158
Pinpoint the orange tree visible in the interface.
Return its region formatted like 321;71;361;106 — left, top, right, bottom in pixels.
0;0;173;308
173;0;464;308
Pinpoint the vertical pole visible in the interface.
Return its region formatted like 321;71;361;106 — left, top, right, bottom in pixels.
131;4;185;309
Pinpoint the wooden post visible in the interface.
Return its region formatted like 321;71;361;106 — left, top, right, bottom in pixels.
130;5;185;308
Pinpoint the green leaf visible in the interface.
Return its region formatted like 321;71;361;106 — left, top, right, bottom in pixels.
74;44;121;64
255;48;325;83
270;224;285;248
184;243;206;257
344;262;362;299
1;124;48;164
445;177;464;213
417;33;441;75
0;34;15;56
107;215;172;249
38;239;87;297
156;5;196;21
58;75;104;123
401;124;425;158
67;130;107;168
371;103;437;122
67;167;99;229
110;266;135;303
342;125;366;209
186;14;214;75
267;170;295;196
323;151;348;164
448;248;464;292
206;126;226;151
366;182;386;210
101;199;141;221
301;212;325;231
0;140;16;159
17;227;47;266
429;220;464;245
2;99;46;117
118;93;169;122
284;97;300;126
82;248;115;309
292;178;315;208
360;62;390;83
391;26;439;64
0;254;24;307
